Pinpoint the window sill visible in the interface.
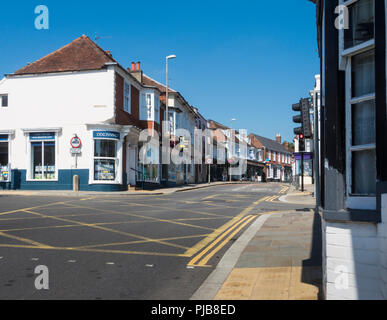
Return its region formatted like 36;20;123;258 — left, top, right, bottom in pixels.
342;39;375;57
322;209;381;223
90;181;120;185
26;179;59;182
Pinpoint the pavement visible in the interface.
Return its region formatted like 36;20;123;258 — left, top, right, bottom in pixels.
192;184;322;300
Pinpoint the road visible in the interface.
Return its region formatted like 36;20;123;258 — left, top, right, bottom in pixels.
0;183;313;299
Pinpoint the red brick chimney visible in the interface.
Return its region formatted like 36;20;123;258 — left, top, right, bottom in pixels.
128;61;143;84
276;134;282;144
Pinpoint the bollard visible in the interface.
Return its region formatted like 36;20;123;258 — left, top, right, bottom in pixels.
73;175;79;192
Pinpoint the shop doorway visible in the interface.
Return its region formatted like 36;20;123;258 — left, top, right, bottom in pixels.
127;147;137;186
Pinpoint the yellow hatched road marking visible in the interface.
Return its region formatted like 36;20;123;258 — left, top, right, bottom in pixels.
74;234;210;250
0;230;52;248
24;210;189;251
0;244;190;257
62;201;221;231
203;194;220;200
0;201;67;217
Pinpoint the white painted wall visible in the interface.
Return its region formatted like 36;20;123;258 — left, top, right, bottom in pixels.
323;218;383;300
0;69;115;129
379;194;387;299
0;67;129;185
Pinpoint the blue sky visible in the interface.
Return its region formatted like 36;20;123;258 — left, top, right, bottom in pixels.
0;0;319;143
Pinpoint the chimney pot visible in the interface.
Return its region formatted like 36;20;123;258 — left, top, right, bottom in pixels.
131;62;135;71
136;61;141;70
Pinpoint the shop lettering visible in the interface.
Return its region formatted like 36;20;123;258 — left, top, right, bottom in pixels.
94;131;120;139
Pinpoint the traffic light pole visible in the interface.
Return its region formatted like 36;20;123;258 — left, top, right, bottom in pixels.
301;151;304;192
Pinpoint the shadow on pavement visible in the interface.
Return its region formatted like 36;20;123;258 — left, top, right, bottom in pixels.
301;208;323;299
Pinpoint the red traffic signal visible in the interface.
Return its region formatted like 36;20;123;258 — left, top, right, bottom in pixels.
299;133;304;140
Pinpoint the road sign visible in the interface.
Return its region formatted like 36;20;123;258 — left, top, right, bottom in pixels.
205;157;213;165
71;148;81;154
70;136;82;149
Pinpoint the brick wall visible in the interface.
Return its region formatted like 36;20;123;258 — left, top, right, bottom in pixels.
115;72;140;127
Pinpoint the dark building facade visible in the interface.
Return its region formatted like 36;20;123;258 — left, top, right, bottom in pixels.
313;0;387;299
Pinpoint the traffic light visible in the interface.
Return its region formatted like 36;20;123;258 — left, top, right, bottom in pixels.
292;98;312;138
298;134;305;152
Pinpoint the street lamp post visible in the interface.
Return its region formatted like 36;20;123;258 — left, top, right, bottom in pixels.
166;55;176;136
229;118;236;182
165;55;176;186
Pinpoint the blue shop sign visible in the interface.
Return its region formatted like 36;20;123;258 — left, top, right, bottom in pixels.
93;131;120;140
29;132;55;141
0;135;8;141
294;152;313;160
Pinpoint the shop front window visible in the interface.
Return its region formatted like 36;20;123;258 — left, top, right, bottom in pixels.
31;140;56;180
94;139;117;181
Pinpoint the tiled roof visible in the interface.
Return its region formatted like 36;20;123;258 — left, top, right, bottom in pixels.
250;134;291;154
142;74;176;93
14;35;116;75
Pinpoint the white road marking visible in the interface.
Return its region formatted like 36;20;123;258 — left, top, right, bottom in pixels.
67;260;76;263
31;258;39;261
106;262;115;265
145;264;154;268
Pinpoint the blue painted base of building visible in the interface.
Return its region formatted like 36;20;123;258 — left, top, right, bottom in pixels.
1;169;128;192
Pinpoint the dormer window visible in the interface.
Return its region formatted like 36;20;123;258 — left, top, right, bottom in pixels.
1;94;8;107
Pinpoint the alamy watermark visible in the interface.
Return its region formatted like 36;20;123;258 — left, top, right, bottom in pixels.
138;124;249;176
34;5;49;30
335;5;349;30
334;265;349;290
34;265;49;290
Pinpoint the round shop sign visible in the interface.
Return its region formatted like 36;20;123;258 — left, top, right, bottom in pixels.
70;136;82;149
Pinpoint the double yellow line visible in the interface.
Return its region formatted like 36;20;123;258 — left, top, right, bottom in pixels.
187;215;257;267
266;195;279;202
186;195;271;267
279;186;289;194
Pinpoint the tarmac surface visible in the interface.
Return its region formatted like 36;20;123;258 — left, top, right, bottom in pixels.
0;182;317;299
